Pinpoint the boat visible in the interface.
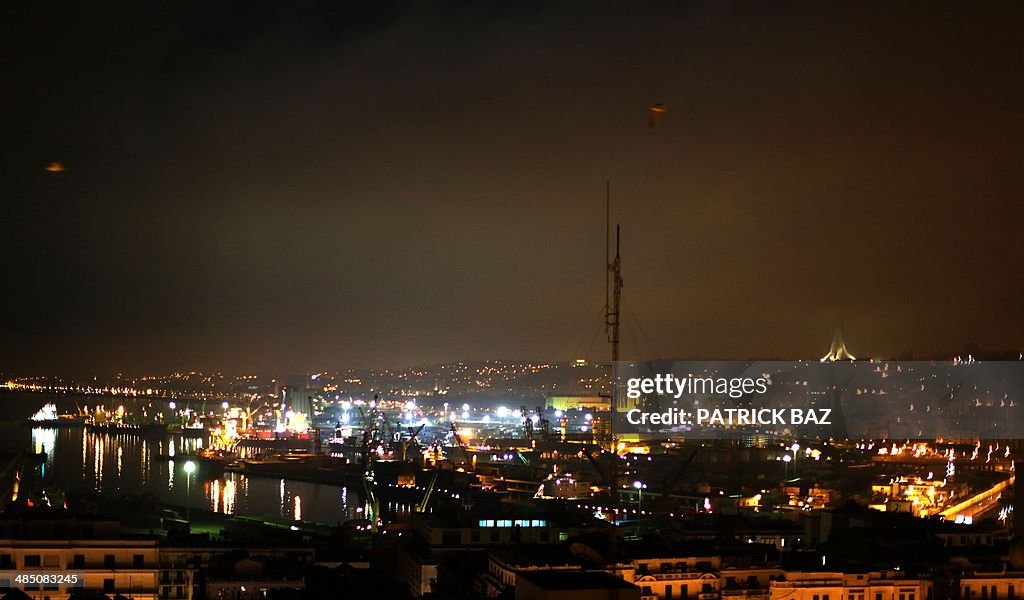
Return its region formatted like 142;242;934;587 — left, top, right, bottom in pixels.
86;421;169;437
27;405;87;428
166;424;207;438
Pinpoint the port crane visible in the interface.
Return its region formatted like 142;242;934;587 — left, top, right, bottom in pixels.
356;406;377;461
395;423;425;462
356;406;381;531
522;405;552;443
414;469;440;513
449;422;472;466
357;395;395;460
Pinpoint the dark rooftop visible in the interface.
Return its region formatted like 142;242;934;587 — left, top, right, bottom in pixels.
519;570;638;591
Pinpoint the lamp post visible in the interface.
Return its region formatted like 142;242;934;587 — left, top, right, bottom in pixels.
183;460;196;527
633;480;646;536
782;454;792;480
790;443;800;477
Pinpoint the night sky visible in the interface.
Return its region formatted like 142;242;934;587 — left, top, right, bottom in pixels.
3;2;1023;375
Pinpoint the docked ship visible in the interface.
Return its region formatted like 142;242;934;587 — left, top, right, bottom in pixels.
86;420;168;437
27;403;86;428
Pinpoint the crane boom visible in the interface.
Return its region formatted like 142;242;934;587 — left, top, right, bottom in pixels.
416;470;441;512
450;422;471;464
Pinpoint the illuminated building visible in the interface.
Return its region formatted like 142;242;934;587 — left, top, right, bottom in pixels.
869;476;950;517
769;572;931;600
547;395;610;412
821;327;856;362
0;511;159;600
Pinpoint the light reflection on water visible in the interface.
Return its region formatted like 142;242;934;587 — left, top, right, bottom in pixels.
24;426;364;525
31;427;56;475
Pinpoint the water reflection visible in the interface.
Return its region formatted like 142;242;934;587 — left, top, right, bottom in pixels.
141;439;150;486
31;427;56;475
93;436;103;491
25;426;363;525
225;477;236;514
206;476;238;515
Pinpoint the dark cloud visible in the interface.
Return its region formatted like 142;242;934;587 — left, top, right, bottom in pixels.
2;1;1023;375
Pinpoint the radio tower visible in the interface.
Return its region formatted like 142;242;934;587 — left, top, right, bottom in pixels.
606;184;622;366
604;182;623;504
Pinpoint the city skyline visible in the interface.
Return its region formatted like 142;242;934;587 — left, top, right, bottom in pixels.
4;4;1024;600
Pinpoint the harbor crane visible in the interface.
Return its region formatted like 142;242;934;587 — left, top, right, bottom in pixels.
396;423;425;462
414;469;440;513
449;422;472;466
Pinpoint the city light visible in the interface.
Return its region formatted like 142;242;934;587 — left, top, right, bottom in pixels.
10;6;1022;598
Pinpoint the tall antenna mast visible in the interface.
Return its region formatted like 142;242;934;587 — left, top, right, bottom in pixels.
605;183;622;364
604;183;623;509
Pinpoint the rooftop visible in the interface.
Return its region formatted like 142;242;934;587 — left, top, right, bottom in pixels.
519;570;639;591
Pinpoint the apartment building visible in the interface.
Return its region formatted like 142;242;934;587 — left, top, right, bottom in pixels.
0;511;159;600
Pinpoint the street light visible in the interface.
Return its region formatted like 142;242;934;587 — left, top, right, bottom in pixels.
790;443;800;477
633;481;646;536
183;460;196;526
782;454;792;480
